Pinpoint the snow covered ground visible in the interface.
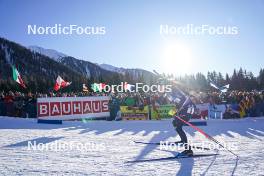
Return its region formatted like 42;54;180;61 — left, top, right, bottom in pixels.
0;116;264;176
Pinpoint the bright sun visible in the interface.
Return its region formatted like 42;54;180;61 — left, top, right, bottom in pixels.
161;41;193;75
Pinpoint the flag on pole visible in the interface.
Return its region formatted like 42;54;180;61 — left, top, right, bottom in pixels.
209;82;219;90
12;66;26;88
91;83;106;92
222;84;229;89
54;75;71;91
91;83;100;92
221;84;229;93
210;82;229;93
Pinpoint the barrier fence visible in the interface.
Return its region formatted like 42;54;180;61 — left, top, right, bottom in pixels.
1;97;264;120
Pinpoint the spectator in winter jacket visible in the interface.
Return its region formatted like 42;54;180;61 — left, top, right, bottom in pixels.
0;92;5;116
23;92;37;118
13;92;25;117
4;91;15;116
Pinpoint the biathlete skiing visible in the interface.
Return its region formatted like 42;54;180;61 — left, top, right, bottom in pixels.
169;85;197;157
143;71;238;159
154;71;198;157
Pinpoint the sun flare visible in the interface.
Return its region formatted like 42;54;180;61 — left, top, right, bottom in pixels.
161;41;193;75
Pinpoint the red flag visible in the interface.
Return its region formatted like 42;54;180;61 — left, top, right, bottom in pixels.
54;75;71;91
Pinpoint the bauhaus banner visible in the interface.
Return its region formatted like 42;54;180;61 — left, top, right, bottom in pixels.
37;96;110;120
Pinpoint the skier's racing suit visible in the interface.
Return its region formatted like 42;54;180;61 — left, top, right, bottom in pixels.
170;88;196;155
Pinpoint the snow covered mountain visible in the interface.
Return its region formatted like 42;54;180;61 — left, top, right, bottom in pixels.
28;45;67;61
99;64;156;82
28;45;155;81
0;38;90;92
28;45;115;79
28;45;156;82
99;64;126;74
0;38;157;92
59;56;111;79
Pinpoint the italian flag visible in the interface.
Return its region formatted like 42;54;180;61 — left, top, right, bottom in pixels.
54;75;71;91
91;83;106;92
12;66;26;89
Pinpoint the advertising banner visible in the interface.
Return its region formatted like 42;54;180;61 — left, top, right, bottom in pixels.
208;104;226;119
151;104;176;119
37;96;110;120
120;106;149;120
195;103;209;119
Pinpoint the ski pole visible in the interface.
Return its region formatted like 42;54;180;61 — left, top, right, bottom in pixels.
174;115;238;157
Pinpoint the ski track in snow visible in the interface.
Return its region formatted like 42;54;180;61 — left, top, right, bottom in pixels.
0;117;264;176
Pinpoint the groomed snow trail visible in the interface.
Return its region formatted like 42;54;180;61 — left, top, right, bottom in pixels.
0;117;263;176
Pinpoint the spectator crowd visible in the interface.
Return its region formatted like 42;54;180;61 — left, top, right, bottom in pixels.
1;90;264;119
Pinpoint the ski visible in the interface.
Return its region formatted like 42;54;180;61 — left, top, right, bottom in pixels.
126;153;219;163
134;141;211;151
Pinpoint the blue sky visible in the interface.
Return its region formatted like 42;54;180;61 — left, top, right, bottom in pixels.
0;0;263;76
